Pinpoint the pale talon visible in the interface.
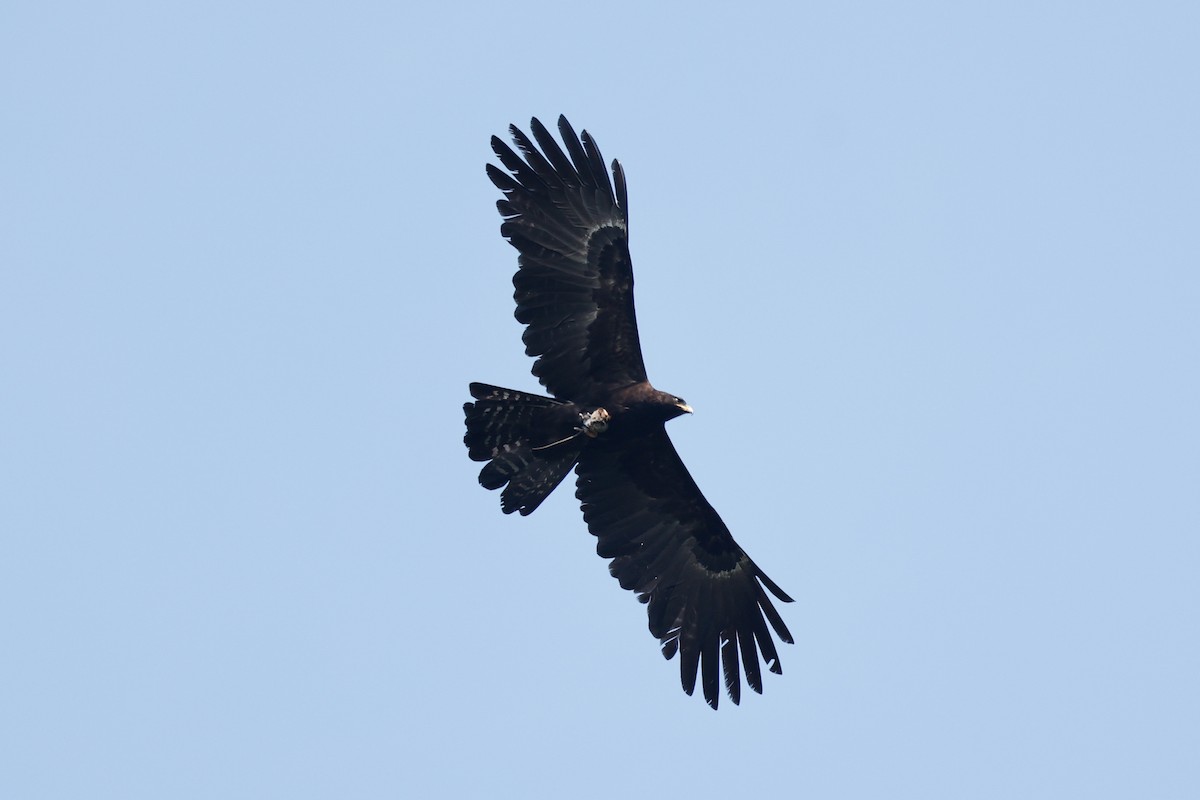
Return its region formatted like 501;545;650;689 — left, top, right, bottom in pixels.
580;408;611;438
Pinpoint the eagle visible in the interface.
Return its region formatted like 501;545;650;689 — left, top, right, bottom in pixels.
463;116;793;708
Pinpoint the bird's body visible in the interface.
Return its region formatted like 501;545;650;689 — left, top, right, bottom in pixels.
464;116;792;708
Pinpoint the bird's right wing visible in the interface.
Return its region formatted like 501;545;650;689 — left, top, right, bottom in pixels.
488;116;648;404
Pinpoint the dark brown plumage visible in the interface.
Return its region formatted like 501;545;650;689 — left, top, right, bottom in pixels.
463;116;793;708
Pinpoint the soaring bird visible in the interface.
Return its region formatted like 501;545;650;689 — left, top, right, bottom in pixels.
464;116;793;708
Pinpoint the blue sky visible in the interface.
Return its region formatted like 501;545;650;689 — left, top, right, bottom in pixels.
3;1;1198;797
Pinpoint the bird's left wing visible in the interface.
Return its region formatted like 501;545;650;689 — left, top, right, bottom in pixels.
575;428;794;708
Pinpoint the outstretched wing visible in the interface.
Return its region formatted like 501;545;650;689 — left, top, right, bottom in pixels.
487;115;647;404
575;428;794;708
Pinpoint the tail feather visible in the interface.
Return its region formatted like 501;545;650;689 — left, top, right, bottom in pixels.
464;383;583;515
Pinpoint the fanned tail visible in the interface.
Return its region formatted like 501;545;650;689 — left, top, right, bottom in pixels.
463;383;583;515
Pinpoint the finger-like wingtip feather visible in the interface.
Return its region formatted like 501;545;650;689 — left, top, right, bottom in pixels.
721;632;742;706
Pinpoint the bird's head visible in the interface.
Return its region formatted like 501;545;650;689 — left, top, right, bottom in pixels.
636;387;693;423
664;395;693;421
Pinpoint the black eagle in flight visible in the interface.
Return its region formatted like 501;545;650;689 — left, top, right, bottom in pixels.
463;116;793;708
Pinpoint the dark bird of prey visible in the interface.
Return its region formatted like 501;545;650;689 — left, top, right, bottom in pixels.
463;116;793;708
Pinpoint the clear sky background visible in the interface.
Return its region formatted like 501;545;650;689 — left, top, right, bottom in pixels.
3;2;1198;798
